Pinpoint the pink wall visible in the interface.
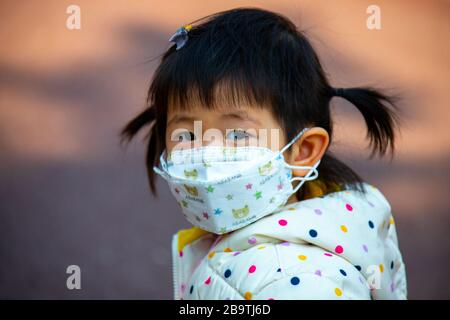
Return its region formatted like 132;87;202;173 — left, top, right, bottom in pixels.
0;0;448;299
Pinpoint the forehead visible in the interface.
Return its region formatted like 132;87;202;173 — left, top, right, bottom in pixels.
164;80;282;130
167;89;268;121
169;84;247;109
168;77;275;110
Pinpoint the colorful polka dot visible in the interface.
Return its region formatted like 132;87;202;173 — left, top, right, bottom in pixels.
340;225;348;233
190;285;193;294
362;244;368;253
339;269;347;276
224;269;232;278
247;237;257;244
314;209;323;215
368;220;375;229
379;264;384;273
335;288;343;297
179;251;183;257
257;246;266;250
224;247;232;252
278;219;288;226
204;276;211;285
355;265;362;271
345;203;353;211
335;245;344;254
324;252;333;257
277;268;281;272
390;261;394;269
290;277;300;285
298;255;307;261
244;291;252;300
309;229;318;237
248;265;256;273
208;252;215;259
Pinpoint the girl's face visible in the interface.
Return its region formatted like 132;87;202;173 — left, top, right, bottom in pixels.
165;99;330;204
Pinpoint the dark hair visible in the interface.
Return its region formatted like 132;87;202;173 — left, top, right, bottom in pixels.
121;7;399;198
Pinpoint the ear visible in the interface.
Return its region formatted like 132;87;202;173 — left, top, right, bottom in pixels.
287;127;329;177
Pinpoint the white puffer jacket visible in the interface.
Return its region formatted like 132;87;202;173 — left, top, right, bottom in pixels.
171;183;407;300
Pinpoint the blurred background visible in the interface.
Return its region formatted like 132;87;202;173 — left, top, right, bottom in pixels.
0;0;449;299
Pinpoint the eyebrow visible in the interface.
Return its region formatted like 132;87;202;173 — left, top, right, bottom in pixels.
220;111;262;126
167;110;262;127
167;114;197;127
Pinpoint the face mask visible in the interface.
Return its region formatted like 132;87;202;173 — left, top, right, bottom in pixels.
153;128;321;234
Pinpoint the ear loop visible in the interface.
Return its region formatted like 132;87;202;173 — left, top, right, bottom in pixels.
153;166;170;180
153;150;171;181
288;160;321;193
277;127;321;194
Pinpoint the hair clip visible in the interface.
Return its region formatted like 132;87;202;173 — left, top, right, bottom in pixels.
169;24;192;50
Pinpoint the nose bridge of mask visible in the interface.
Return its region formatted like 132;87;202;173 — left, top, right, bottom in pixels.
157;145;275;182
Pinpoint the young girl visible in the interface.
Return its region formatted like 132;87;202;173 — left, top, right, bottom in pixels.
122;8;407;300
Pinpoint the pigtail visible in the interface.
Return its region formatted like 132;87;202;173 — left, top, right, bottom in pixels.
120;106;156;144
120;105;160;195
331;87;399;157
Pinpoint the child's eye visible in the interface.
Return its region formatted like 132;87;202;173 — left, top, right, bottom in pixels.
175;131;196;142
227;129;251;141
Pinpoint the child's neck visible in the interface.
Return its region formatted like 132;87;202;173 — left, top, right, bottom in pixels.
286;193;299;205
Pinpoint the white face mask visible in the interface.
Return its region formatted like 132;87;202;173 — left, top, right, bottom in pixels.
153;128;321;234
